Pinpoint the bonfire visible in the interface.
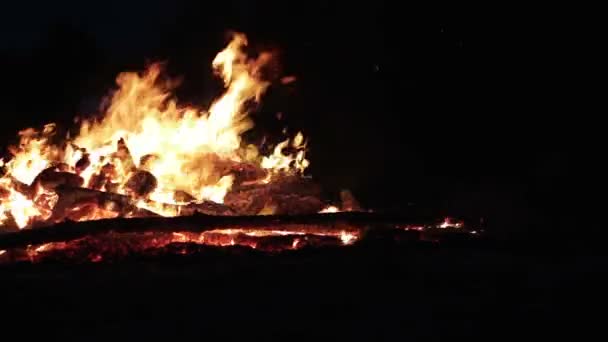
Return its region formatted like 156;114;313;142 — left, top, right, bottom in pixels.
0;33;472;263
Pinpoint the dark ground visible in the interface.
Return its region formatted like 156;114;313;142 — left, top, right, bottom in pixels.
1;233;606;340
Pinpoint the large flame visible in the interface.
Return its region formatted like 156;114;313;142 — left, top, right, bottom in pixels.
74;33;269;203
0;32;309;228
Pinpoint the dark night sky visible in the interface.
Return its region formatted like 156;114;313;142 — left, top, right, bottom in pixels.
0;1;591;235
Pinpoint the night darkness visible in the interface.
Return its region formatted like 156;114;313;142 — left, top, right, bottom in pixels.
0;1;604;339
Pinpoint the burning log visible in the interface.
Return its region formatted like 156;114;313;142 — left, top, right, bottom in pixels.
34;169;84;191
88;163;117;191
5;166;84;200
268;175;321;197
0;211;433;250
183;201;236;216
20;231;347;263
225;175;322;215
65;204;106;221
112;138;136;172
48;185;156;222
125;170;157;198
138;198;236;216
224;187;268;215
273;194;324;215
173;190;196;203
229;162;268;184
199;231;343;251
75;153;90;174
48;185;236;222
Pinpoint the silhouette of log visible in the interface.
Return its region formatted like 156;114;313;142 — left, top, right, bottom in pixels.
125;170;157;198
0;211;433;249
225;175;322;215
47;185;238;222
35;169;84;191
48;185;146;222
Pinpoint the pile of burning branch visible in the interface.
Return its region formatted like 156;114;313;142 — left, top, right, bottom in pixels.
0;32;475;264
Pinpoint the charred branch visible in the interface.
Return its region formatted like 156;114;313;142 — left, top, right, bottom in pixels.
48;185;157;222
125;170;157;198
0;211;433;250
75;153;90;174
225;175;322;215
35;169;84;191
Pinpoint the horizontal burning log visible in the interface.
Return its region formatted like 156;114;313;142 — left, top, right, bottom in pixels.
35;168;84;191
0;211;434;250
225;175;323;215
48;185;152;222
47;185;239;222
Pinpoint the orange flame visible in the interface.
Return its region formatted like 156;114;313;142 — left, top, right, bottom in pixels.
0;32;310;227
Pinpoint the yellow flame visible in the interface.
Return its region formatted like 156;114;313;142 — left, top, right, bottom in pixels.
1;187;41;228
339;231;358;245
70;32;299;204
438;217;463;229
4;124;60;185
319;205;339;213
261;132;309;173
1;32;311;225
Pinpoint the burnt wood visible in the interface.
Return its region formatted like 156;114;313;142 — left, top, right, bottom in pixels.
0;211;434;249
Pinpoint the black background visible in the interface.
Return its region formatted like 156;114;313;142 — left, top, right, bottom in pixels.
0;2;595;235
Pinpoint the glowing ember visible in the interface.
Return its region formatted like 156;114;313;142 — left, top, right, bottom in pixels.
319;205;339;213
339;231;358;245
0;184;41;228
438;217;463;229
401;225;425;231
15;227;362;262
34;244;52;253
